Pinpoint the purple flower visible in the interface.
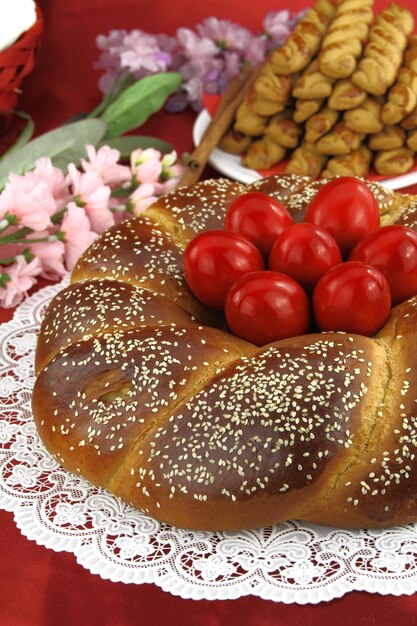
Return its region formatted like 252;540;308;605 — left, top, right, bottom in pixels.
197;18;253;54
94;9;305;107
245;36;267;67
120;30;171;74
263;10;292;44
176;28;217;60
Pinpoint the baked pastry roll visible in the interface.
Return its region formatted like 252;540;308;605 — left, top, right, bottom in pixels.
352;4;414;96
304;106;339;143
246;86;287;117
368;126;406;151
343;97;384;134
242;137;286;170
381;3;415;41
318;0;373;79
401;104;417;130
373;147;415;175
382;37;417;126
253;67;293;104
292;59;335;100
234;101;268;136
406;130;417;151
328;79;367;111
264;112;303;149
270;0;336;75
316;122;365;155
218;129;253;155
232;65;293;138
404;34;417;72
285;143;327;177
321;145;372;178
293;98;325;123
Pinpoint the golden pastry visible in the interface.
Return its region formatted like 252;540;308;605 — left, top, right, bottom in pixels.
406;130;417;151
318;0;373;79
285;143;327;177
343;97;384;134
401;104;417;130
293;98;325;123
321;145;372;178
352;4;414;96
245;85;287;117
234;101;268;136
383;3;415;39
270;0;336;75
373;147;415;175
292;59;335;99
218;129;253;155
328;79;367;110
264;112;303;149
304;106;339;143
253;67;293;104
242;137;286;170
382;37;417;125
368;126;406;151
316;122;365;155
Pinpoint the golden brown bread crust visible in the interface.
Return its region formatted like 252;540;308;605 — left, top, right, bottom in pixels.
33;175;417;530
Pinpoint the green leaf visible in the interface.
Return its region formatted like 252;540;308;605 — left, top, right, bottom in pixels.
87;71;135;119
0;118;107;189
100;135;173;158
100;72;182;139
0;112;34;160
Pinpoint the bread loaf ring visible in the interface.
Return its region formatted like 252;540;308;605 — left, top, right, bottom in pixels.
33;175;417;531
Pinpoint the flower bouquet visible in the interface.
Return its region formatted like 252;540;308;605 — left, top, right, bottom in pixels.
0;144;182;308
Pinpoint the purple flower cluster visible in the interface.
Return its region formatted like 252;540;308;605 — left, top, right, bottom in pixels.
95;10;305;112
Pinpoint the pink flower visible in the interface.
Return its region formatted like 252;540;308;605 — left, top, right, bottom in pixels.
27;232;67;280
66;164;113;233
130;148;163;185
152;151;183;194
59;203;98;270
81;144;131;187
25;157;70;210
0;255;42;308
128;183;157;215
0;177;55;231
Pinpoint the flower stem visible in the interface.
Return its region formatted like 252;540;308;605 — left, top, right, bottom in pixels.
0;226;31;245
0;256;17;265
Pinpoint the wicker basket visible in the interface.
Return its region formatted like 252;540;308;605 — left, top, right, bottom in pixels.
0;3;43;115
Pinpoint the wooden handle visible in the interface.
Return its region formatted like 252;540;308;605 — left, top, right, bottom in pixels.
178;67;257;187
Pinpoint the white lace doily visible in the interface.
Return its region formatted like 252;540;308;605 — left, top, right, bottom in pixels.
2;279;417;604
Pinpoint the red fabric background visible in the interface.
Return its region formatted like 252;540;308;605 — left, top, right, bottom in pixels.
2;0;417;624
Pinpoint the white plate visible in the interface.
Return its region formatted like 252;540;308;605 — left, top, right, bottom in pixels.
193;108;417;191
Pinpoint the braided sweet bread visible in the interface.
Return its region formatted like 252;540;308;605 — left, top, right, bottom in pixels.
33;175;417;531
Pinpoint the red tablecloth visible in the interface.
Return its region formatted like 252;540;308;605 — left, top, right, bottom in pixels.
2;0;417;624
